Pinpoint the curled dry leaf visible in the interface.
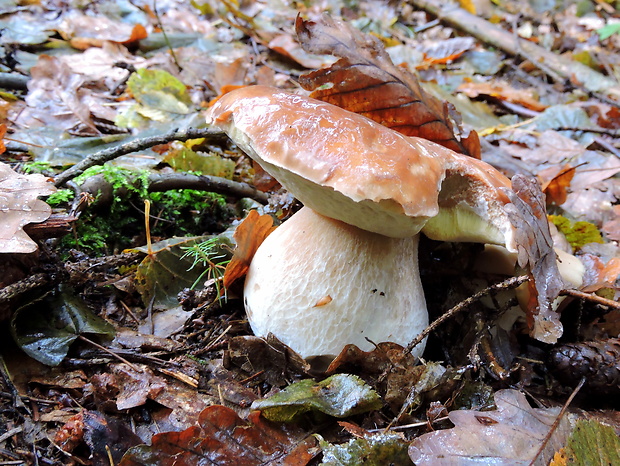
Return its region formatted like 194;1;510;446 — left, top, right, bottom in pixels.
458;81;547;112
295;15;480;158
502;175;565;344
223;210;276;288
409;389;573;466
0;162;56;254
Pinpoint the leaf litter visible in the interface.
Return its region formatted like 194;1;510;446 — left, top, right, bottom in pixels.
0;0;619;464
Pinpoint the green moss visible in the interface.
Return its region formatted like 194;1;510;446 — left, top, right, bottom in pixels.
53;165;231;256
46;189;74;207
549;215;604;251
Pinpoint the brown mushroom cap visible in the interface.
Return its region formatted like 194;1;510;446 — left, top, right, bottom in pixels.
207;86;514;246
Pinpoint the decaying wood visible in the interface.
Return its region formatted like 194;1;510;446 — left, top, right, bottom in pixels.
408;0;620;104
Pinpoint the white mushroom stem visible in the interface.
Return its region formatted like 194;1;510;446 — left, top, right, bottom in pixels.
244;207;428;360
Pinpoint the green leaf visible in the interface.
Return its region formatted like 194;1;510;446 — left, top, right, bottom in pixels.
127;69;192;114
129;236;232;308
597;22;620;41
163;147;236;179
564;419;620;465
319;431;411;466
11;289;115;366
251;374;382;422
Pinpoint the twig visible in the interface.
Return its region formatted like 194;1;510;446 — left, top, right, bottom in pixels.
77;335;143;372
529;377;585;466
54;127;226;187
406;275;530;354
559;288;620;309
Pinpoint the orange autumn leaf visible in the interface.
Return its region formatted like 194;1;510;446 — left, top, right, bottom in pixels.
0;124;6;155
540;164;576;207
458;81;547;112
296;15;480;158
223;210;277;288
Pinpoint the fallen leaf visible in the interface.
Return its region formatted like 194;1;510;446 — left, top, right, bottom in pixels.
119;406;318;465
458;81;547;112
409;389;574;465
129;236;232;309
228;335;311;387
502;175;565;344
56;411;142;463
0;161;56;253
223;210;276;288
539;165;576;207
563;419;620;465
296;15;480;158
251;374;382;422
319;428;410;465
0;123;6;154
11;289;115;366
419;37;476;68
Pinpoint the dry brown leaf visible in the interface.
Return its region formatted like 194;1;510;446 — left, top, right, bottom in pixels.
409;389;573;465
602;205;620;241
0;162;56;254
458;81;547;112
223;210;276;288
418;37;476;68
295;15;480;158
502;175;565;344
268;33;334;69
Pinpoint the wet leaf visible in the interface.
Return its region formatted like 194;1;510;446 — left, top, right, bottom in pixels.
251;374;382;422
0;161;56;253
11;289;115;366
223;210;276;288
409;389;573;465
502;175;565;344
116;69;193;128
296;15;480;158
319;428;411;465
56;411;142;463
228;335;311;387
162;145;236;179
119;406;318;465
130;236;232;308
563;419;620;464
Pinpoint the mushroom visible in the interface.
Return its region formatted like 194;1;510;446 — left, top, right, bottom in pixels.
206;85;516;361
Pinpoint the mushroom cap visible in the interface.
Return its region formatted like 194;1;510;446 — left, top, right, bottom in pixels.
207;85;514;246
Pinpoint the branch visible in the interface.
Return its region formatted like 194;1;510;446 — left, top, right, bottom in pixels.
408;0;620;105
54;127;227;187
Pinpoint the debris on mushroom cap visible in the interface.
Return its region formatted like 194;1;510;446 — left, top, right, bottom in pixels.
206;86;514;246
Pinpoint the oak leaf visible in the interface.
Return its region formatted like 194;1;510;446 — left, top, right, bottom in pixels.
0;162;56;254
296;15;480;158
502;175;565;344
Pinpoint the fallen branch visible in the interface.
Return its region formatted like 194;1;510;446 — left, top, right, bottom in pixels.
408;0;620;104
406;275;530;354
54;127;227;187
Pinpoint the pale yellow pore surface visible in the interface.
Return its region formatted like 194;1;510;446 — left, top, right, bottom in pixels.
206;85;447;238
244;207;428;359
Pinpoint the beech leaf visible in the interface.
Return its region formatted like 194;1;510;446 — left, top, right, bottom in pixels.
296;15;480;158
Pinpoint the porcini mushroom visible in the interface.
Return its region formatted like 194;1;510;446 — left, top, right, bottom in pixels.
206;86;517;361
